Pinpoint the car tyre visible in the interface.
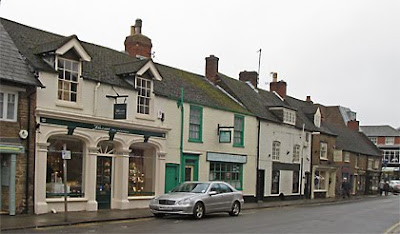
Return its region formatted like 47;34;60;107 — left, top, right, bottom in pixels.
153;213;165;218
229;201;240;216
193;202;205;219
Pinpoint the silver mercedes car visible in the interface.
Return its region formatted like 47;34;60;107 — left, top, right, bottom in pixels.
149;181;244;219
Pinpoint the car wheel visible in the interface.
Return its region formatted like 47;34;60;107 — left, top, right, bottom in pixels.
154;213;165;218
229;201;240;216
193;202;205;219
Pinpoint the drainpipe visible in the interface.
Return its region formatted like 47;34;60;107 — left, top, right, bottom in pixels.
300;124;305;198
25;89;35;214
177;88;184;183
94;82;101;115
256;118;261;201
9;153;16;215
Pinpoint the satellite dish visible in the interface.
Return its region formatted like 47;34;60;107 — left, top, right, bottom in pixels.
19;130;29;139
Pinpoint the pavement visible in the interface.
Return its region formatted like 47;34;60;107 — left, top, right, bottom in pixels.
0;195;385;231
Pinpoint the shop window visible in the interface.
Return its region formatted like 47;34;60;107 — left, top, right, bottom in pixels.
271;170;280;194
209;162;242;190
128;148;155;196
46;137;84;198
314;170;326;190
292;171;299;193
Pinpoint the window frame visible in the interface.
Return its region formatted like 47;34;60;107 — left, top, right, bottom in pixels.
343;152;350;163
385;137;395;145
0;90;18;122
293;144;301;163
136;76;152;115
283;109;296;125
369;137;377;145
320;142;328;160
56;57;80;103
188;105;203;143
272;141;281;161
233;114;245;147
209;161;243;190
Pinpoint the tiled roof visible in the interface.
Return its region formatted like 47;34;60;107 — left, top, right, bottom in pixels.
0;18;250;115
0;21;42;87
360;125;400;137
325;122;381;156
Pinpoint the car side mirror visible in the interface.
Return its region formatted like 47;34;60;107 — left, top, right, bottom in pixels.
209;191;218;196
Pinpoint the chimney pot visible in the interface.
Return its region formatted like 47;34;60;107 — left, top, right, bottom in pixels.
134;19;142;34
306;96;312;102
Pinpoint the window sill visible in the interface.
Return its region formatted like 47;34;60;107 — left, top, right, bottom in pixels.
188;139;203;143
46;197;87;202
314;189;327;192
320;157;328;161
135;114;155;122
128;196;154;200
233;144;244;148
0;119;17;122
56;100;83;110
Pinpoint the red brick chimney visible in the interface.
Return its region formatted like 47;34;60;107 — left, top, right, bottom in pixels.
205;55;219;84
239;71;258;88
124;19;152;58
306;96;312;102
269;72;287;99
347;120;360;131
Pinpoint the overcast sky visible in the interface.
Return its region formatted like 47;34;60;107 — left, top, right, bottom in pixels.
1;0;399;128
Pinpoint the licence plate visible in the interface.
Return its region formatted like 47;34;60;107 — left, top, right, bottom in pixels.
159;206;173;211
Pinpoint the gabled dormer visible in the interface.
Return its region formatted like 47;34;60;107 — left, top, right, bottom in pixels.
114;59;162;116
269;106;297;126
36;35;91;105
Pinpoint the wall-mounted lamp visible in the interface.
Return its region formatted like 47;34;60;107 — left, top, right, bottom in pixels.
109;128;117;141
144;135;150;143
67;125;76;135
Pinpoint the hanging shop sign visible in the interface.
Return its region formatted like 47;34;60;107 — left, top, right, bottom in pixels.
114;103;127;119
219;130;231;143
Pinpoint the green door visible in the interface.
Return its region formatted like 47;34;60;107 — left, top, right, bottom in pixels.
96;157;112;209
181;154;199;182
165;164;179;193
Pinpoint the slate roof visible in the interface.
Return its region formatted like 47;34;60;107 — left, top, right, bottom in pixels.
360;125;400;137
218;74;332;133
0;18;250;115
325;122;381;156
0;21;42;87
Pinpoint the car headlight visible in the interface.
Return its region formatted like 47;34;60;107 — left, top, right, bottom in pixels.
177;198;191;205
150;197;159;204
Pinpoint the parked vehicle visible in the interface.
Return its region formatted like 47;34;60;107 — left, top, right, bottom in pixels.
389;180;400;193
149;181;244;219
389;180;400;192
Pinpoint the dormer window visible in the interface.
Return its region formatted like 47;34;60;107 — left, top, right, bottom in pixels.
314;108;321;128
283;109;296;125
136;76;151;115
57;58;79;102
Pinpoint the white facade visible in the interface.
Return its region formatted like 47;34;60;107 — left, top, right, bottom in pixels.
258;121;311;198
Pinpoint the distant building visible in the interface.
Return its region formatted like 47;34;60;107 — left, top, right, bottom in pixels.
360;125;400;180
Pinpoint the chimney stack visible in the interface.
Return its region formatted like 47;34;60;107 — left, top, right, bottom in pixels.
269;72;287;99
306;96;312;102
239;71;258;88
124;19;152;58
347;120;360;131
205;55;219;84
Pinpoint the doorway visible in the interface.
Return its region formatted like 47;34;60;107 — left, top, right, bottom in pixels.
96;157;112;209
165;164;179;193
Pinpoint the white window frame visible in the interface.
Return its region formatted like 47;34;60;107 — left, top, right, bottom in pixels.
369;137;377;145
320;142;328;160
343;152;350;163
293;144;300;163
0;90;18;122
283;109;296;125
385;137;395;145
272;141;281;161
136;76;152;115
56;57;80;103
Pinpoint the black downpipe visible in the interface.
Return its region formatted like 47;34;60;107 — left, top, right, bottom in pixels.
256;118;261;201
25;89;35;214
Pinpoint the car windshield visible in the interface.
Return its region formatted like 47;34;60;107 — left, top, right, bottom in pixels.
171;183;210;193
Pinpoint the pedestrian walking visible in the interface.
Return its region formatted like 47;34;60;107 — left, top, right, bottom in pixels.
342;178;351;198
379;180;384;196
383;181;390;196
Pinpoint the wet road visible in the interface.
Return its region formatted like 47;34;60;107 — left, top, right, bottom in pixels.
7;196;400;233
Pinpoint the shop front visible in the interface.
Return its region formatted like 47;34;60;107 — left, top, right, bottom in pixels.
35;117;167;214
